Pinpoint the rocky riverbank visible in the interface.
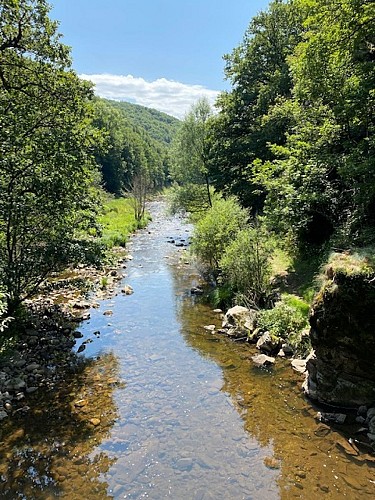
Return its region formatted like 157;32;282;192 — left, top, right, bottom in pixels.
0;251;132;420
203;302;375;455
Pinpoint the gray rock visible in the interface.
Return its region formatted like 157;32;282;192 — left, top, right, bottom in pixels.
357;405;367;416
291;359;307;374
0;410;8;420
203;325;215;332
256;332;280;354
281;343;294;355
26;363;40;372
252;354;275;367
317;412;346;424
175;458;193;471
222;305;257;333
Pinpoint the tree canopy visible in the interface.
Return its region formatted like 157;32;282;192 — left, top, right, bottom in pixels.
0;0;100;312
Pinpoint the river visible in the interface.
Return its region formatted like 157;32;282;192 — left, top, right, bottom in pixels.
0;201;374;499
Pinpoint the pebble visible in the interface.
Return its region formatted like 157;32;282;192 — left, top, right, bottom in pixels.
203;325;215;332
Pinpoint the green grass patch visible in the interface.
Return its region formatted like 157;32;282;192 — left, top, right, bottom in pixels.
99;197;150;248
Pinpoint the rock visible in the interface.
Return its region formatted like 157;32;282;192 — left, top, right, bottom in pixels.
213;309;222;313
256;332;280;354
317;412;347;424
252;354;275;367
4;378;26;391
73;331;83;338
74;399;88;408
203;325;215;332
26;363;40;372
222;306;258;339
357;405;367;416
281;343;294;355
367;407;375;420
89;418;101;426
307;257;375;407
175;458;193;471
191;286;204;295
121;285;134;295
103;310;113;316
291;359;307;374
26;387;38;394
0;410;8;420
355;416;366;424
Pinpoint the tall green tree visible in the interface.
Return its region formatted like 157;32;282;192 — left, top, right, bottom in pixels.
170;97;213;211
207;0;304;211
257;0;375;246
0;0;99;313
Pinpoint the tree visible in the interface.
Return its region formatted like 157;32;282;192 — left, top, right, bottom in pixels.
191;196;248;270
257;0;375;247
0;0;99;313
207;0;305;211
170;97;213;210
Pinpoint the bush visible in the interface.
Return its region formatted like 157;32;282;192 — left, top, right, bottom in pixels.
220;226;273;306
191;197;248;269
257;300;308;349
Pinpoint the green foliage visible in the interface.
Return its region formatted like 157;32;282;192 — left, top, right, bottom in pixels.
220;226;274;306
0;0;101;313
281;293;310;318
92;98;167;196
170;98;214;209
207;0;305;210
98;197;146;248
166;183;214;219
191;197;248;270
104;99;180;146
257;300;308;342
257;0;375;247
323;249;375;278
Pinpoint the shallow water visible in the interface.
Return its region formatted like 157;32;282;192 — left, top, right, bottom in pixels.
0;201;374;499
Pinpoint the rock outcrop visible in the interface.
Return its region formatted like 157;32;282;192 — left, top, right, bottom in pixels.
304;251;375;407
221;305;258;339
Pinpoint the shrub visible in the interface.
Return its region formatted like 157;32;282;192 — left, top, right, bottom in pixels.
191;197;248;269
257;300;308;346
220;226;273;306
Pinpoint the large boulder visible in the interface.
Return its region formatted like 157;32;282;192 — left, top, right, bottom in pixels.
304;252;375;407
222;306;258;339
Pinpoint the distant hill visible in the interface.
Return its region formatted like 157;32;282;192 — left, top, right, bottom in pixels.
104;99;180;147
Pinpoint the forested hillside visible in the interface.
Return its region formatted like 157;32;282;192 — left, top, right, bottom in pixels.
104;99;181;146
92;98;172;195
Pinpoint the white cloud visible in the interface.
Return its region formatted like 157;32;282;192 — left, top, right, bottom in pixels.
79;73;220;119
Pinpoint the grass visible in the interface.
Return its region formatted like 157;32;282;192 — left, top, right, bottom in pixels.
98;196;150;248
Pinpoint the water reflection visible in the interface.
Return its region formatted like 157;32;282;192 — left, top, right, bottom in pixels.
0;352;121;499
172;260;375;498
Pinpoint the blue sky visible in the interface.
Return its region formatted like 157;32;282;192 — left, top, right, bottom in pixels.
50;0;270;117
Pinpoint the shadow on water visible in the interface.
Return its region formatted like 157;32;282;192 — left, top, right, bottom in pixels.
0;351;122;499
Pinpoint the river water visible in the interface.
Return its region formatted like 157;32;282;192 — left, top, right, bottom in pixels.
0;201;374;499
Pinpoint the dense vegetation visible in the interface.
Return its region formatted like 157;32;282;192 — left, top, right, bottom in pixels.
104;100;180;146
1;0;373;351
207;0;375;250
172;0;375;352
0;0;177;319
0;0;102;314
92;98;172;195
